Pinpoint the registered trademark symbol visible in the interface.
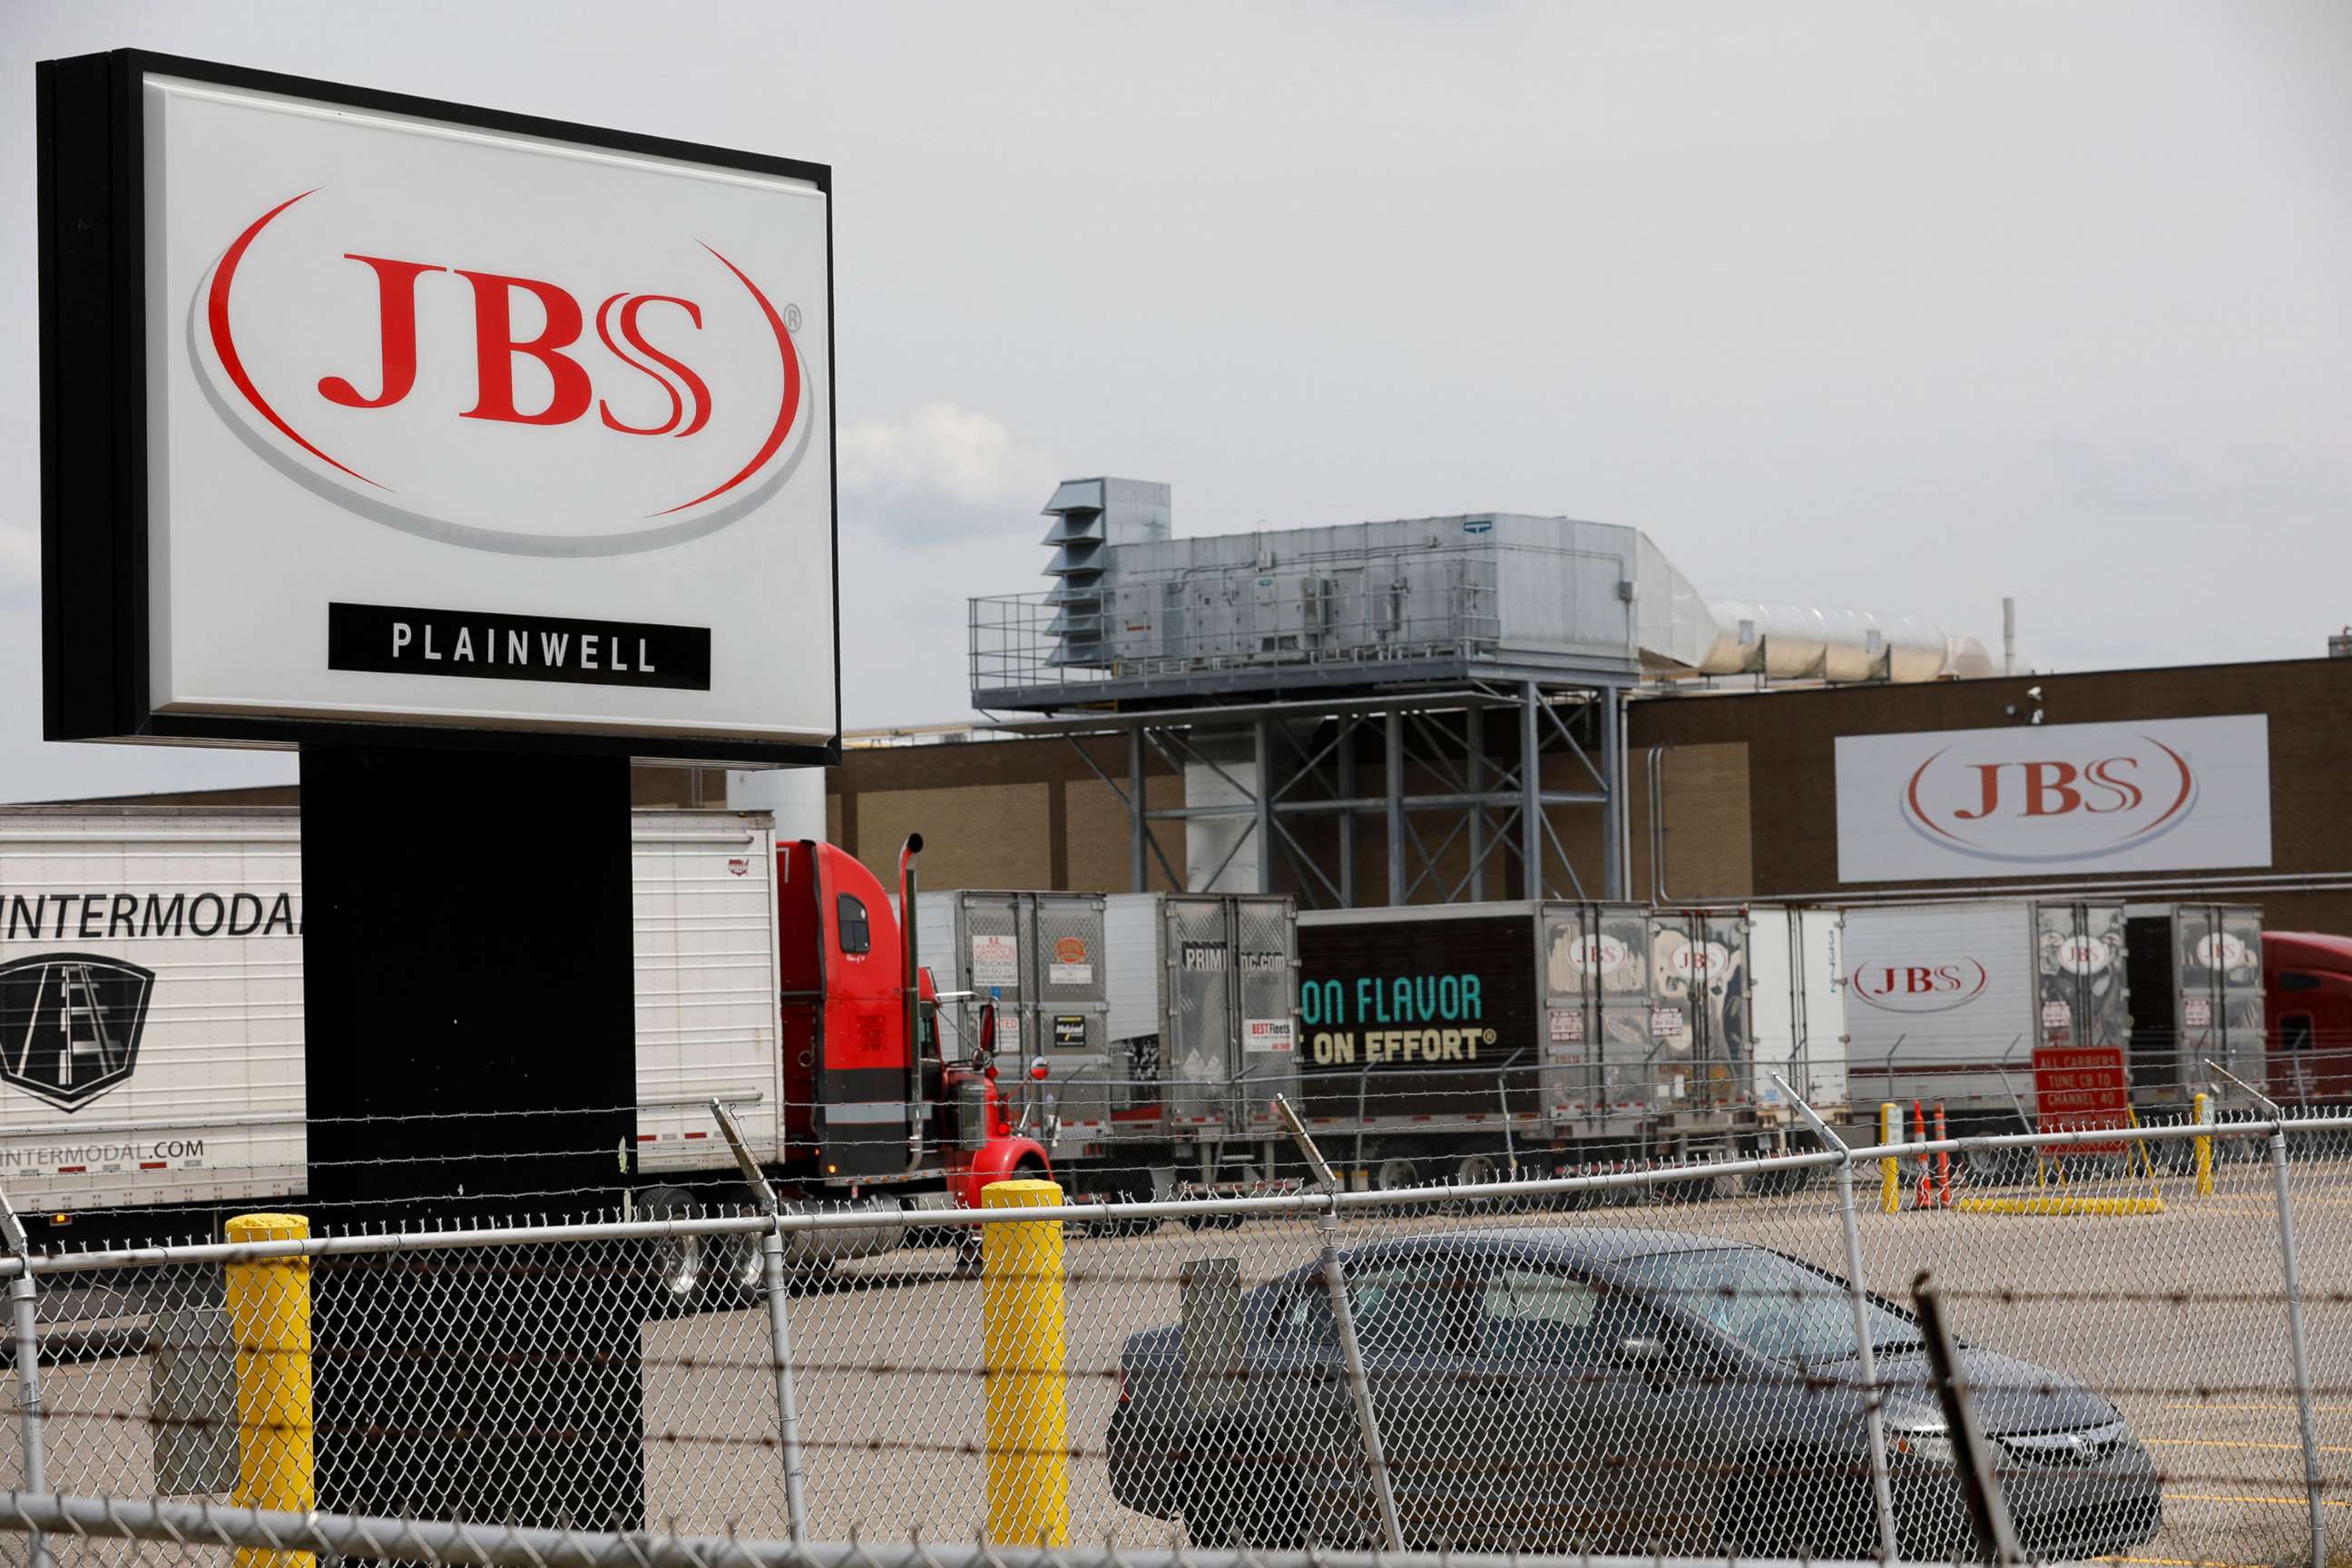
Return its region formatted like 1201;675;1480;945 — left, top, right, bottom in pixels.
784;303;803;333
1483;1029;1497;1045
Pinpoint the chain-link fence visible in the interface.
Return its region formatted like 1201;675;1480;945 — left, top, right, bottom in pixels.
3;1112;2345;1567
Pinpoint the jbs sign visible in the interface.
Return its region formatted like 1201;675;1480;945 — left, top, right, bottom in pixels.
199;191;807;553
1837;716;2271;882
39;53;838;760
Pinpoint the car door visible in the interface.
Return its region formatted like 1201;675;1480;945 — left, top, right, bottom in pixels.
1576;1269;1743;1550
1244;1252;1478;1542
1461;1260;1618;1550
1345;1249;1484;1541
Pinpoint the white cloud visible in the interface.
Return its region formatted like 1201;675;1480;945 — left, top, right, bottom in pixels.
838;403;1057;539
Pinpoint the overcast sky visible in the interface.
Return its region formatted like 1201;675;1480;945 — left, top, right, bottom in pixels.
5;1;2348;801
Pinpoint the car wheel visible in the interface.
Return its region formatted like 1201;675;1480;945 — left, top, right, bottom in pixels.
1716;1447;1877;1561
1183;1439;1308;1548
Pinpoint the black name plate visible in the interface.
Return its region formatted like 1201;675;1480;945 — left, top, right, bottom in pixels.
328;603;710;691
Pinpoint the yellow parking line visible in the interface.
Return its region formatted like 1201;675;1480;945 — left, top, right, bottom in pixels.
2160;1402;2352;1414
2151;1437;2352;1454
2163;1492;2349;1510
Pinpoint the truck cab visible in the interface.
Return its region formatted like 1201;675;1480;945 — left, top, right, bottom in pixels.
2264;931;2352;1106
777;836;1047;1202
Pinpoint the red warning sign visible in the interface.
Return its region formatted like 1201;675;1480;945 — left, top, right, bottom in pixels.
2033;1044;2129;1154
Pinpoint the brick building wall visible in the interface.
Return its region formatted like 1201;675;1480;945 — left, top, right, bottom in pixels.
1628;656;2352;934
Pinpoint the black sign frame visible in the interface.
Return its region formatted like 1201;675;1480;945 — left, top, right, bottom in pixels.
35;49;840;766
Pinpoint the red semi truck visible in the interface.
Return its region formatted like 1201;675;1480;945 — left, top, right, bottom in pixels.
2265;930;2352;1106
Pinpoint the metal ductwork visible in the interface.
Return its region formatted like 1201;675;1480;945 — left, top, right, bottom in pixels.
1690;598;1995;683
1018;485;1992;689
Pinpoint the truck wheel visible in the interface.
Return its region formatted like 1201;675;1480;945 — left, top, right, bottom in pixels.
638;1186;703;1317
710;1186;767;1300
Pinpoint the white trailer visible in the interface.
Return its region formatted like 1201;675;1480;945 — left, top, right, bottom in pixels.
1744;906;1850;1116
1838;899;2130;1131
0;809;303;1213
0;807;782;1222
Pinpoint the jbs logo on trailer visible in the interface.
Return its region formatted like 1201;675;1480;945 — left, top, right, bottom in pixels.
0;956;156;1111
1567;934;1632;976
1848;957;1990;1014
1837;716;2271;881
2049;934;2116;975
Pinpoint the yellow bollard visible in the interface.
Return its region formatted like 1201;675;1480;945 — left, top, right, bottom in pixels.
981;1179;1071;1547
2194;1091;2214;1197
1879;1102;1900;1213
224;1213;314;1568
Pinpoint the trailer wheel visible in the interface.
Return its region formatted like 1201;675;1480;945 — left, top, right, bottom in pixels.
1367;1152;1431;1216
638;1186;704;1316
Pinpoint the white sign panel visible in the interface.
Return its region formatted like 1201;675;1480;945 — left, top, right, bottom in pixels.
970;936;1018;988
1243;1017;1296;1054
44;55;836;759
1836;716;2271;882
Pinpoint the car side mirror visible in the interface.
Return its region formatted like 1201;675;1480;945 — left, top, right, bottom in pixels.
1615;1335;1681;1389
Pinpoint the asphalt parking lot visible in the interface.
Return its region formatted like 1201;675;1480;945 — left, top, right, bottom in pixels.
10;1154;2347;1564
653;1155;2349;1563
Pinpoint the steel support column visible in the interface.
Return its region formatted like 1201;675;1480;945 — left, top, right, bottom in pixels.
1465;707;1486;901
1599;688;1624;901
1384;710;1406;907
1253;719;1275;897
1127;728;1147;894
1519;682;1543;899
1337;720;1356;907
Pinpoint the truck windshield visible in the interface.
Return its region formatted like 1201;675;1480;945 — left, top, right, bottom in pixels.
1620;1246;1916;1364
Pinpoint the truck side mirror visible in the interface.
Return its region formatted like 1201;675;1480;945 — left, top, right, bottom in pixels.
977;1001;997;1060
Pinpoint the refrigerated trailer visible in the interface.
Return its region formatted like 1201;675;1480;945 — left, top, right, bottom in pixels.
1839;900;2131;1132
2124;903;2265;1112
1289;901;1847;1189
910;888;1300;1200
1838;899;2267;1132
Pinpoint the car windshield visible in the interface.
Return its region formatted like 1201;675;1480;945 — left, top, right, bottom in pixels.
1619;1246;1916;1364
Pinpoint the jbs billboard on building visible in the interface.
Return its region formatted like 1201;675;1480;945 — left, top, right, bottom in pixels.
1835;715;2271;883
38;53;837;761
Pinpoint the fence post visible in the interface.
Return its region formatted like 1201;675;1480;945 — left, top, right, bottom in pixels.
223;1212;314;1568
760;1219;811;1548
8;1271;49;1568
1275;1094;1404;1553
2265;1126;2328;1568
1777;1077;1899;1564
982;1178;1070;1547
1879;1102;1899;1213
2193;1092;2214;1197
707;1098;812;1546
0;1179;47;1568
